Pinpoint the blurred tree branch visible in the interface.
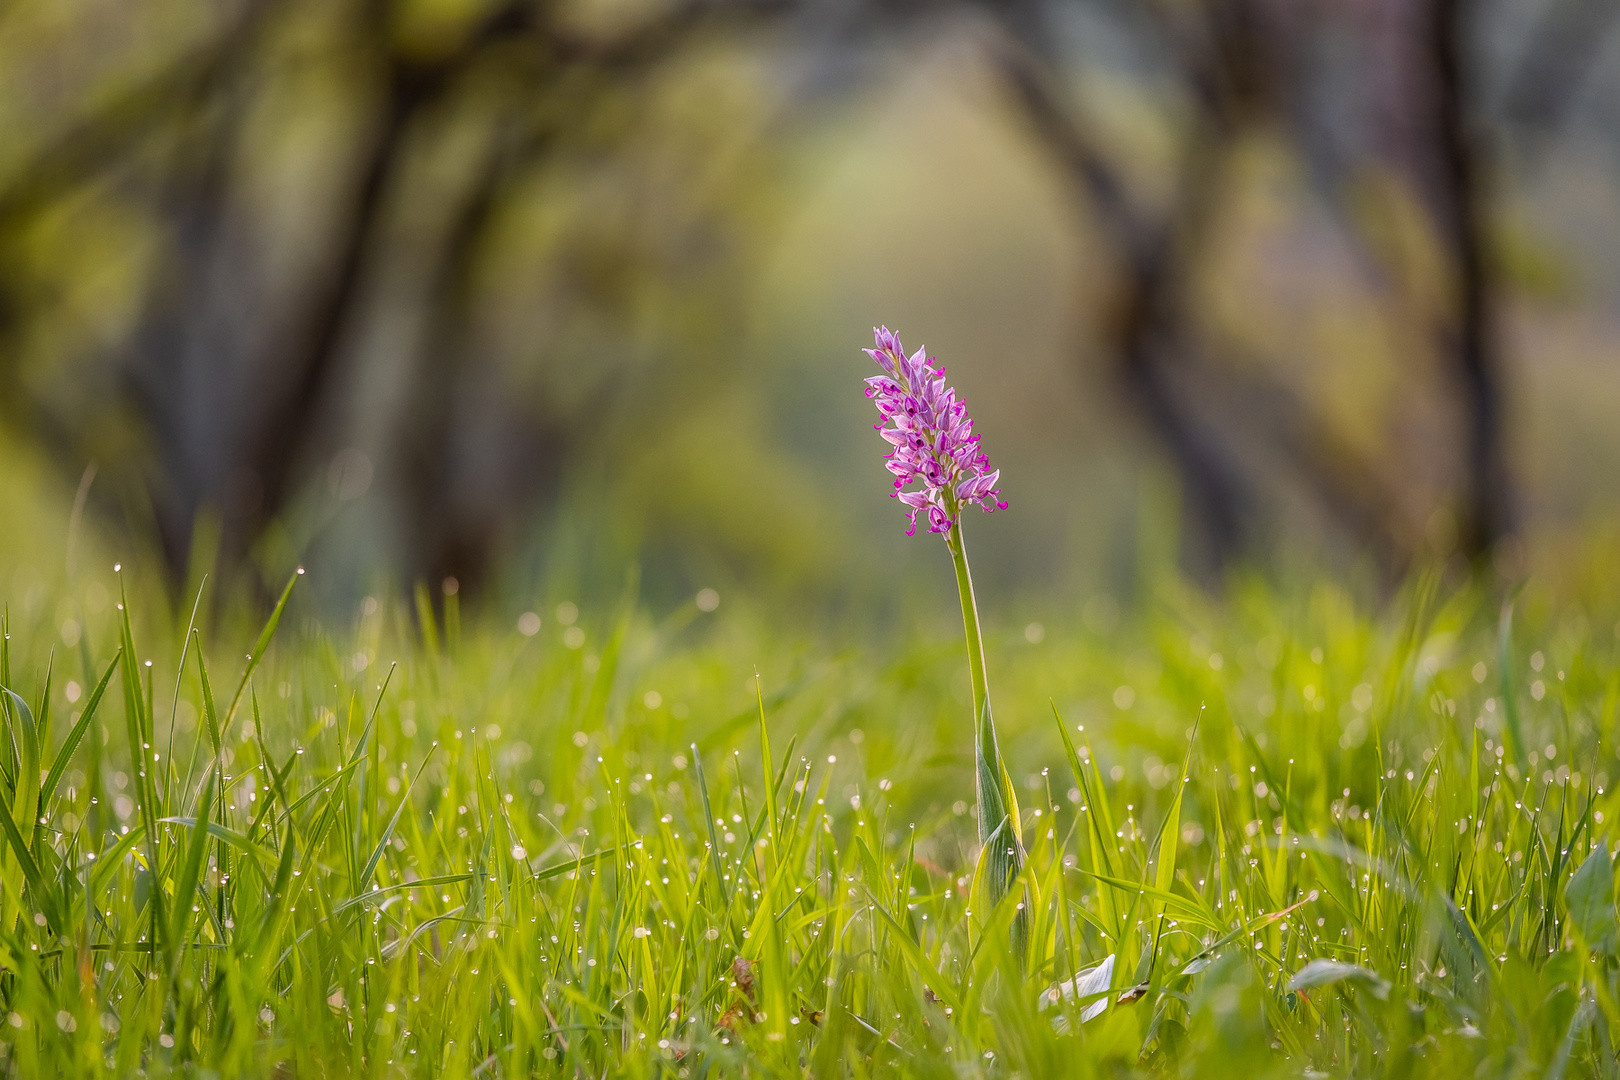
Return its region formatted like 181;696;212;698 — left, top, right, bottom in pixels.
0;0;776;593
987;0;1405;576
0;0;276;232
985;0;1520;576
990;23;1250;574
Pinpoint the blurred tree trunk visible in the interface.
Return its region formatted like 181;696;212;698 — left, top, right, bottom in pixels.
1503;0;1620;137
990;3;1252;577
991;0;1517;576
1427;0;1510;559
0;0;725;595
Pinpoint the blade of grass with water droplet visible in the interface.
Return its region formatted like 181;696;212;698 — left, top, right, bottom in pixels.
221;567;301;733
39;648;121;818
115;574;165;962
168;769;215;968
0;770;57;933
1497;599;1526;769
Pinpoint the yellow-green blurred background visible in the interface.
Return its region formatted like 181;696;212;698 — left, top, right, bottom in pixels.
3;0;1620;617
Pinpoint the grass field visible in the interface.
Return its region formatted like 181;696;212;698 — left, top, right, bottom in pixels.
0;559;1617;1078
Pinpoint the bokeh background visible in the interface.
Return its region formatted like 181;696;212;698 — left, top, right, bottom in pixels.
3;0;1620;620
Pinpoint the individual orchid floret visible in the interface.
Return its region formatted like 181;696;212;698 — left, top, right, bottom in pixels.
862;326;1005;536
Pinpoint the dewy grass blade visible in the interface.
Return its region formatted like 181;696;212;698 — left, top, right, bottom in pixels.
691;743;728;913
221;566;303;733
155;817;280;868
332;872;476;916
1;684;39;802
353;745;437;897
0;685;35;784
349;661;395;767
246;689;295;838
1497;598;1527;769
31;649;52;769
414;580;440;659
163;576;208;807
0;654;14;790
1055;703;1119;938
756;674;777;859
274;756;366;824
2;676;50;932
115;569;165;961
0;780;58;932
177;628;223;816
169;768;216;967
87;824;148;896
247;830;296;982
38;648;120;816
1075;867;1217;928
1151;709;1200;906
196;628;222;757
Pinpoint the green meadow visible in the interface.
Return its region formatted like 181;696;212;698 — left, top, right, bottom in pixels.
0;551;1616;1078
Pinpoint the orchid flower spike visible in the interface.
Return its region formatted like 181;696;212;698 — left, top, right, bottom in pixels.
863;326;1005;536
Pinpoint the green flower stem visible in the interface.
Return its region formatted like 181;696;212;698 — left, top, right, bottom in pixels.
946;514;990;727
946;511;1024;932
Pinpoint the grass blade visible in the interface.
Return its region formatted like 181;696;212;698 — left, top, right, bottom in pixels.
38;647;121;815
221;567;303;733
0;786;58;932
169;769;216;967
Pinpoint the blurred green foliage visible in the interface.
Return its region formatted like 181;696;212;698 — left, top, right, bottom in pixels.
4;0;1620;608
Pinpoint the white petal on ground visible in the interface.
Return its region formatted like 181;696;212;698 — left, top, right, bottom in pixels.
1043;953;1115;1023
